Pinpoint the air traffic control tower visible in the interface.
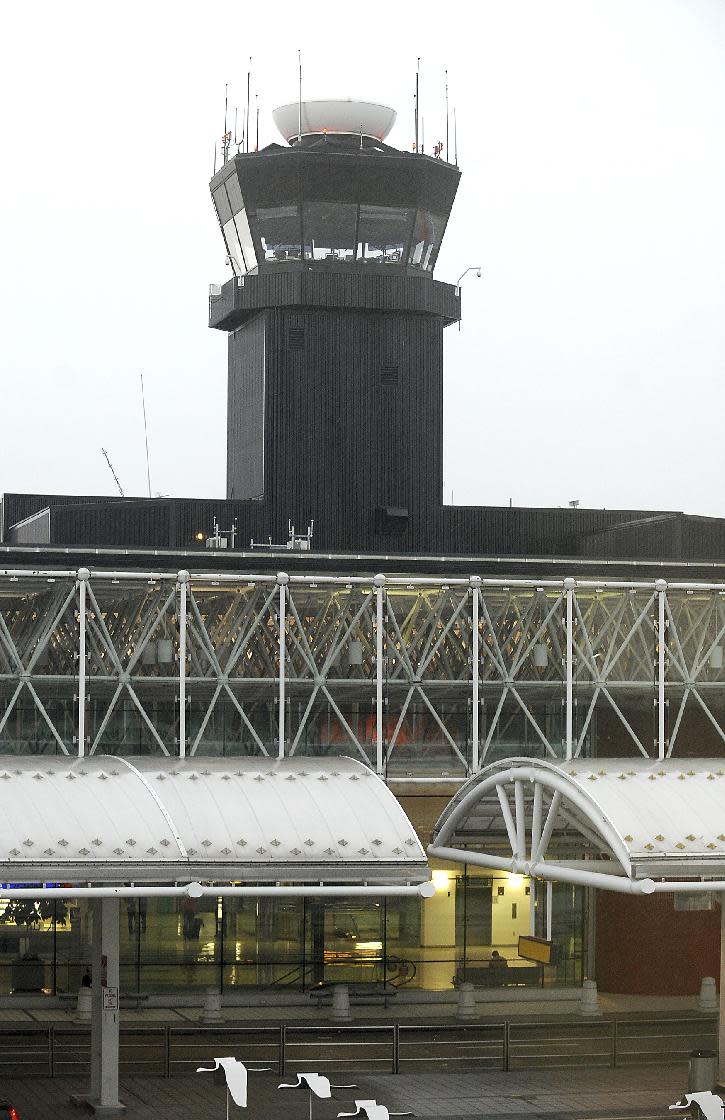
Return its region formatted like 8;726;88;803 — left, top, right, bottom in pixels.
209;99;460;552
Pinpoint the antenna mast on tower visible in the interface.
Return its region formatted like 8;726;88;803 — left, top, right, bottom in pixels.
445;69;449;162
297;50;303;142
246;58;252;152
140;372;152;498
414;57;420;151
222;82;231;163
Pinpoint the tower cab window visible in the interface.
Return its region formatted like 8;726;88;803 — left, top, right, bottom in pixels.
256;205;303;262
409;209;445;272
302;202;357;262
357;205;414;265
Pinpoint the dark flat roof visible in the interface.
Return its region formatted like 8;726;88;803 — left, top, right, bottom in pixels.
2;541;725;582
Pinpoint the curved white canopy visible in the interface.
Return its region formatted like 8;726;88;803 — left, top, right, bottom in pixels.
0;756;427;886
429;758;725;894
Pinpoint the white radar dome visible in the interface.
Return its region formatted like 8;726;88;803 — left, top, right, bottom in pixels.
273;99;397;143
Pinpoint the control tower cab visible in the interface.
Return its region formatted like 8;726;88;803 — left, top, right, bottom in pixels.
209;98;460;552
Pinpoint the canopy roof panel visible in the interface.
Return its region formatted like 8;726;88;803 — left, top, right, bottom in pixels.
430;758;725;893
558;759;725;873
0;756;427;885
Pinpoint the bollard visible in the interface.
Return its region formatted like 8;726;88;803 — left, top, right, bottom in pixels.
456;982;477;1020
579;979;602;1017
331;984;351;1022
202;988;222;1023
698;977;719;1013
688;1049;718;1092
75;986;92;1023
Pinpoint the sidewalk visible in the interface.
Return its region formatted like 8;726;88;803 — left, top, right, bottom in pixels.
0;1064;697;1120
0;991;711;1026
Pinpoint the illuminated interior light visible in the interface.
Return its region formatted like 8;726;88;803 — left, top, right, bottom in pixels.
432;870;450;892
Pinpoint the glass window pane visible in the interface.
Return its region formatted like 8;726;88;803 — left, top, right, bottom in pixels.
307;900;384;986
56;899;93;996
385;896;422;989
225;174;244;213
212;185;232;225
233;208;257;270
409;210;446;271
256;204;302;262
303;202;357;262
137;896;221;993
223;218;246;276
358;205;413;265
0;896;62;995
222;896;304;989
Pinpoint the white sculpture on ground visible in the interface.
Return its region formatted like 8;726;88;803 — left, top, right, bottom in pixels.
278;1072;357;1118
671;1093;725;1120
196;1056;270;1110
337;1103;413;1119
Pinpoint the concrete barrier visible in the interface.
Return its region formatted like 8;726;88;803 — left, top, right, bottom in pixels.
75;986;92;1023
697;977;718;1013
579;979;602;1017
456;982;477;1020
201;989;222;1023
331;984;352;1021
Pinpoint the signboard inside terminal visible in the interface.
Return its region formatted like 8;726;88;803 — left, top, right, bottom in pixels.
518;935;559;965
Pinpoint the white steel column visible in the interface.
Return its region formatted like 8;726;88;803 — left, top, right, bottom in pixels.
178;570;189;759
529;879;536;935
374;574;386;776
277;572;289;758
90;897;122;1117
564;577;575;760
77;567;89;758
546;881;553;940
656;578;667;759
90;901;102;1104
470;576;481;772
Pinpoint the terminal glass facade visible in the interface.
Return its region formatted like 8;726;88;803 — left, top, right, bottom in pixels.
0;874;585;997
2;567;724;997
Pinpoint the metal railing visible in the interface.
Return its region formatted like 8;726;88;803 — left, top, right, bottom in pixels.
0;1016;716;1078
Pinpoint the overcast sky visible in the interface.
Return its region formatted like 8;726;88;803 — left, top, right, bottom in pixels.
1;0;723;515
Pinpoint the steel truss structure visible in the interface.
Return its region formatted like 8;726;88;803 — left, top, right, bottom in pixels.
430;759;725;897
2;568;725;776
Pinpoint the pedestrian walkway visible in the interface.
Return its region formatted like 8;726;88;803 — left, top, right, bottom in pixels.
0;1064;697;1120
0;991;708;1027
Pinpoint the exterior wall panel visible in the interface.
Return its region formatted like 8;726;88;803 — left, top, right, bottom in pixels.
443;505;670;558
7;508;51;545
7;490;725;566
227;315;266;500
259;306;444;552
210;272;460;331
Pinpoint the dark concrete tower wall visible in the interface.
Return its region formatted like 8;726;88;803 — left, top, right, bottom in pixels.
227;314;265;500
263;304;445;552
209;108;461;551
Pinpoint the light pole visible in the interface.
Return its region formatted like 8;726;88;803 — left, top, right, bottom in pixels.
455;266;482;330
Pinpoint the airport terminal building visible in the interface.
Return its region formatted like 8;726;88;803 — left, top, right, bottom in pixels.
2;99;725;1012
